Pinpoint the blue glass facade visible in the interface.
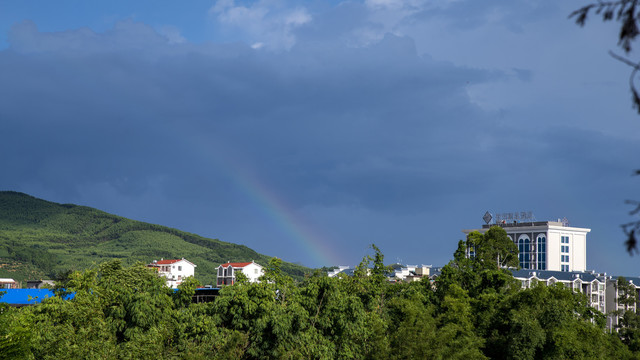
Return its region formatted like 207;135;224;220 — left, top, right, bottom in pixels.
537;235;546;270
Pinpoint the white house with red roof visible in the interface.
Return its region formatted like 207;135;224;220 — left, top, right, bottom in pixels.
0;278;18;289
217;261;264;286
147;258;196;288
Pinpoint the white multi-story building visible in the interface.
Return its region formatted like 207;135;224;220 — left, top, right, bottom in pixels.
605;275;640;330
216;261;264;286
512;269;607;313
147;258;196;288
463;220;590;272
463;214;640;330
512;270;640;330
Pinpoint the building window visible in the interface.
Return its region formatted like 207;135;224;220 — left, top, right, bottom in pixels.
518;235;531;269
537;235;546;270
178;266;182;271
561;235;570;271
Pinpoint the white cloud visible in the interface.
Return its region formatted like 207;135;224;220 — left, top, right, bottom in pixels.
365;0;424;11
211;0;235;13
285;8;311;26
209;0;311;50
158;25;186;44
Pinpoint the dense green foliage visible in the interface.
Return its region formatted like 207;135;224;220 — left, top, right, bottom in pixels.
1;238;638;359
1;196;637;358
466;226;519;269
0;191;309;284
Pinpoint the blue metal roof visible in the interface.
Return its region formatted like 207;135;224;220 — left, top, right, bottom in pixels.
608;275;640;286
0;289;73;306
510;269;601;282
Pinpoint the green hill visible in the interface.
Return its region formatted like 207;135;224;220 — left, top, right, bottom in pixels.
0;191;310;285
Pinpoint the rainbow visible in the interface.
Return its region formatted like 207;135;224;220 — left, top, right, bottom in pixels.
190;135;344;267
231;165;344;267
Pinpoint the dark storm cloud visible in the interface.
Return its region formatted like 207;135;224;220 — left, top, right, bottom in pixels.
0;20;504;216
411;0;558;32
3;2;639;271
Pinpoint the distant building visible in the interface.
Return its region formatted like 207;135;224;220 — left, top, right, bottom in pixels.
511;269;606;313
147;258;196;289
327;266;355;277
463;219;590;272
327;264;432;282
390;264;432;282
25;280;55;289
511;269;640;331
605;275;640;330
216;261;264;286
0;278;17;289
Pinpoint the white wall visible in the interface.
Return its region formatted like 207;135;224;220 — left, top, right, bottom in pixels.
241;263;264;282
159;259;196;288
572;233;587;272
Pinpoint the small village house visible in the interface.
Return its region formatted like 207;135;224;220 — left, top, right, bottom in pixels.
147;258;196;289
217;261;264;286
0;278;17;289
25;280;55;289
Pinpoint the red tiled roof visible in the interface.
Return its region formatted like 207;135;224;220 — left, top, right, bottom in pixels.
156;259;181;265
219;262;253;268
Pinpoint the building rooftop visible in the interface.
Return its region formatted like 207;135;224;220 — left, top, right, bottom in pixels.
0;289;74;307
608;275;640;286
155;259;182;265
511;269;602;282
482;221;565;229
219;262;254;268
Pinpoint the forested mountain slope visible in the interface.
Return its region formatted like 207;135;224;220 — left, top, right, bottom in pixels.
0;191;309;284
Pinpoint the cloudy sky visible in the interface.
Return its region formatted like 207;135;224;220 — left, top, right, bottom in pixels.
2;0;640;274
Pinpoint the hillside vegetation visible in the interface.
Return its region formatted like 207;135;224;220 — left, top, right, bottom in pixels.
0;191;310;284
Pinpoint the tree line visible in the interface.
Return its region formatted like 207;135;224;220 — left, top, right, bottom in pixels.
1;227;639;359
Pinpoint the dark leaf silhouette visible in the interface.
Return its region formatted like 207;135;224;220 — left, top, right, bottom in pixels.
572;1;640;254
626;229;638;254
